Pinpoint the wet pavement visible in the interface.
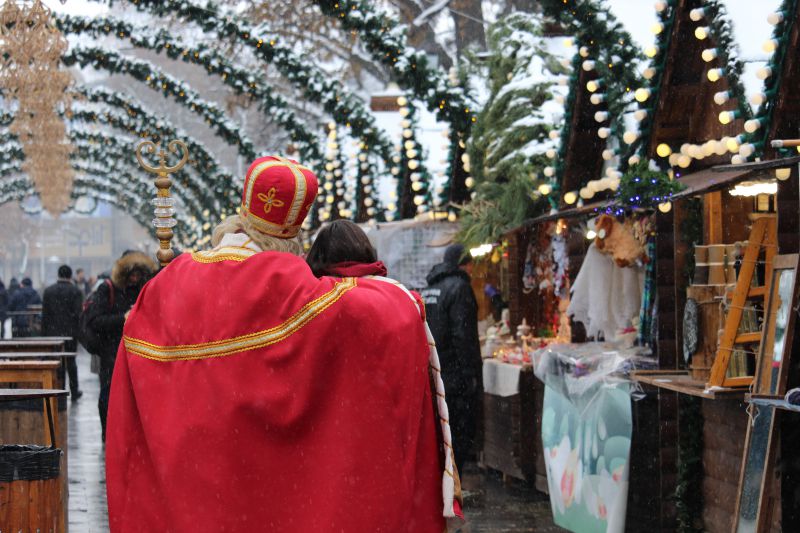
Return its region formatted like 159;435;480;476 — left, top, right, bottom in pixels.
66;348;564;532
67;348;109;532
460;466;566;533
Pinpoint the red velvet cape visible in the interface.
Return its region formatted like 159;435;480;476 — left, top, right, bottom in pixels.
106;249;445;532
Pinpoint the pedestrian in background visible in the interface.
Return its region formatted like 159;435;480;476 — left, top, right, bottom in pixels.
43;264;84;400
421;243;483;475
0;279;7;338
82;251;156;441
75;268;91;297
9;277;41;337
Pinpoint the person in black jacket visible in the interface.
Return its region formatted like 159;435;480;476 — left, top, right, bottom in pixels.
420;243;482;474
8;277;41;337
42;265;84;400
0;279;7;338
84;250;157;441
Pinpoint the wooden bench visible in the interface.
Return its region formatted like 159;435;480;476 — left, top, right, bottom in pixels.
0;339;66;353
0;361;61;446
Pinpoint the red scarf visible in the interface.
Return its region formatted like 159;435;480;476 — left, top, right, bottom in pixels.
324;261;388;278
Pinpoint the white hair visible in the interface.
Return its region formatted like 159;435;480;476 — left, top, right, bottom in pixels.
211;215;303;255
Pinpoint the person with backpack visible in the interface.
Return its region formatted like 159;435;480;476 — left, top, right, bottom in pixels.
42;265;84;400
82;250;157;441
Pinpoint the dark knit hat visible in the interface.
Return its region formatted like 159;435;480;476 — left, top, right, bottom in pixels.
444;244;471;267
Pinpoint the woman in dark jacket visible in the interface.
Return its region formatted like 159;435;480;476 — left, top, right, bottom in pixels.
84;251;157;441
420;244;482;474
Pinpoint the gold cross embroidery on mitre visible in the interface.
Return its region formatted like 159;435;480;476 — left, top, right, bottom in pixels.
257;187;285;214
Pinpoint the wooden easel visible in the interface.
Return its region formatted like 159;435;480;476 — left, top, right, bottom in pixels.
707;216;777;388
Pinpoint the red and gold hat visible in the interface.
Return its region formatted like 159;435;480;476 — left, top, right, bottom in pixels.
241;156;318;238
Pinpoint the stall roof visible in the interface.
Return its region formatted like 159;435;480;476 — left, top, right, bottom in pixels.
527;201;609;225
525;156;800;225
672;155;800;199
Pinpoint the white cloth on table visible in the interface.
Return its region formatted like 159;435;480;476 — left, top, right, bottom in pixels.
482;359;522;397
567;243;645;340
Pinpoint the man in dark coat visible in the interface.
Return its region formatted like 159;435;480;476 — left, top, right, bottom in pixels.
421;243;482;474
9;277;41;337
84;250;157;441
0;280;7;338
42;265;84;400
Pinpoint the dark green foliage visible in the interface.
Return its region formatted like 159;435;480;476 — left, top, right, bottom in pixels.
615;162;685;209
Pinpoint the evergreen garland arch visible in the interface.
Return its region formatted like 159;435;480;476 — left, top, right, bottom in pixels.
57;15;325;164
107;0;395;162
62;46;258;161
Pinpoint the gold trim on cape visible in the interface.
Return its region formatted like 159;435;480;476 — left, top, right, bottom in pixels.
124;278;357;361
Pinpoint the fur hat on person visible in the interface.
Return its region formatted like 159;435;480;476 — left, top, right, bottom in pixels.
111;251;158;289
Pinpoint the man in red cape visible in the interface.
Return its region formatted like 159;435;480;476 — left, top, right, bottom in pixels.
106;156;462;532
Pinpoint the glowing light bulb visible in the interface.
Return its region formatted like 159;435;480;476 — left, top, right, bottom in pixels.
718;111;735;125
650;22;664;34
776;167;791;180
656;143;672;157
690;8;705;21
731;155;744;165
707;68;723;82
744;119;761;133
714;140;728;156
586;80;601;92
602;149;614;160
678;155;691;168
413;195;425;206
757;66;773;80
594;111;609;123
544;166;555;177
751;92;767;106
645;45;658;58
538;183;552;195
549;130;560;140
763;39;779;53
701;48;717;62
726;137;740;153
582;60;596;71
767;12;784;25
713;91;730;106
590;93;605;105
597;127;611;139
739;143;755;158
643;67;657;80
396;96;408;107
564;191;578;205
658;202;673;213
546;149;557;159
465;177;475;188
669;153;680;166
411;181;423;192
654;1;668;13
579;46;590;57
623;131;638;144
634;88;651;102
695;27;709;40
634;109;648;122
579;187;594;199
628;155;641;166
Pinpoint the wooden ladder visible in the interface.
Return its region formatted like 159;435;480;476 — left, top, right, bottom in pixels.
707;216;777;389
